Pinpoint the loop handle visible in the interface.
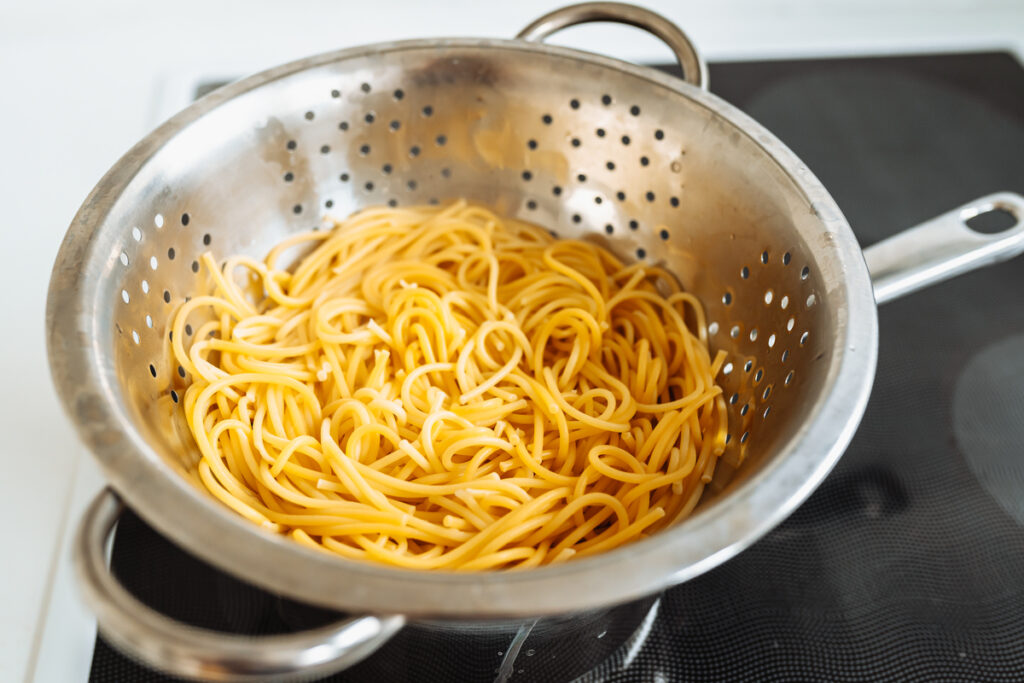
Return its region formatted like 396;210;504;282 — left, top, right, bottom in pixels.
73;488;404;682
517;2;708;89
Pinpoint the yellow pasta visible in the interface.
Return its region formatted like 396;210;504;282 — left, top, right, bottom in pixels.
171;201;727;570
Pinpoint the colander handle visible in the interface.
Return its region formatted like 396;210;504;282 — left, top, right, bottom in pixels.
73;488;404;682
863;192;1024;305
516;2;708;90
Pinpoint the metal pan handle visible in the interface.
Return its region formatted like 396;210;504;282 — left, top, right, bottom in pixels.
863;192;1024;305
516;2;708;90
74;488;404;682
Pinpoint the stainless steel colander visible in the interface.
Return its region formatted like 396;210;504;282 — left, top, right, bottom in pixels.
46;3;1024;680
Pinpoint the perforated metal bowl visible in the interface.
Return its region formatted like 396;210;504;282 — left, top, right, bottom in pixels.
46;3;1024;680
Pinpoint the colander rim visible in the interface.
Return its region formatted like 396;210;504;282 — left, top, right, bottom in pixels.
46;36;878;618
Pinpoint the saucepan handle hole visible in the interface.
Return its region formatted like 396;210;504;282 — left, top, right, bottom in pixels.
964;206;1019;235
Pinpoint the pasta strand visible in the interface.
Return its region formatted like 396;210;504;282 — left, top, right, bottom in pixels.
172;202;728;570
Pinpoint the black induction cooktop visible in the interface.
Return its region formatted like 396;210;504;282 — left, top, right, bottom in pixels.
90;51;1024;682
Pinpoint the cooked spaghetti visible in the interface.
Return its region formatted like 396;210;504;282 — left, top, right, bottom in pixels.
171;201;728;570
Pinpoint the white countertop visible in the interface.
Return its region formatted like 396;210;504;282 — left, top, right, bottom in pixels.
2;1;1022;680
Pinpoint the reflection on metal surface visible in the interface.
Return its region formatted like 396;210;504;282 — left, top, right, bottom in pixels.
954;333;1024;526
494;619;537;683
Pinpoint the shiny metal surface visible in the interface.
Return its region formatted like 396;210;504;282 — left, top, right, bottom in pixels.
75;488;404;682
46;0;888;636
515;2;708;90
864;192;1024;305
